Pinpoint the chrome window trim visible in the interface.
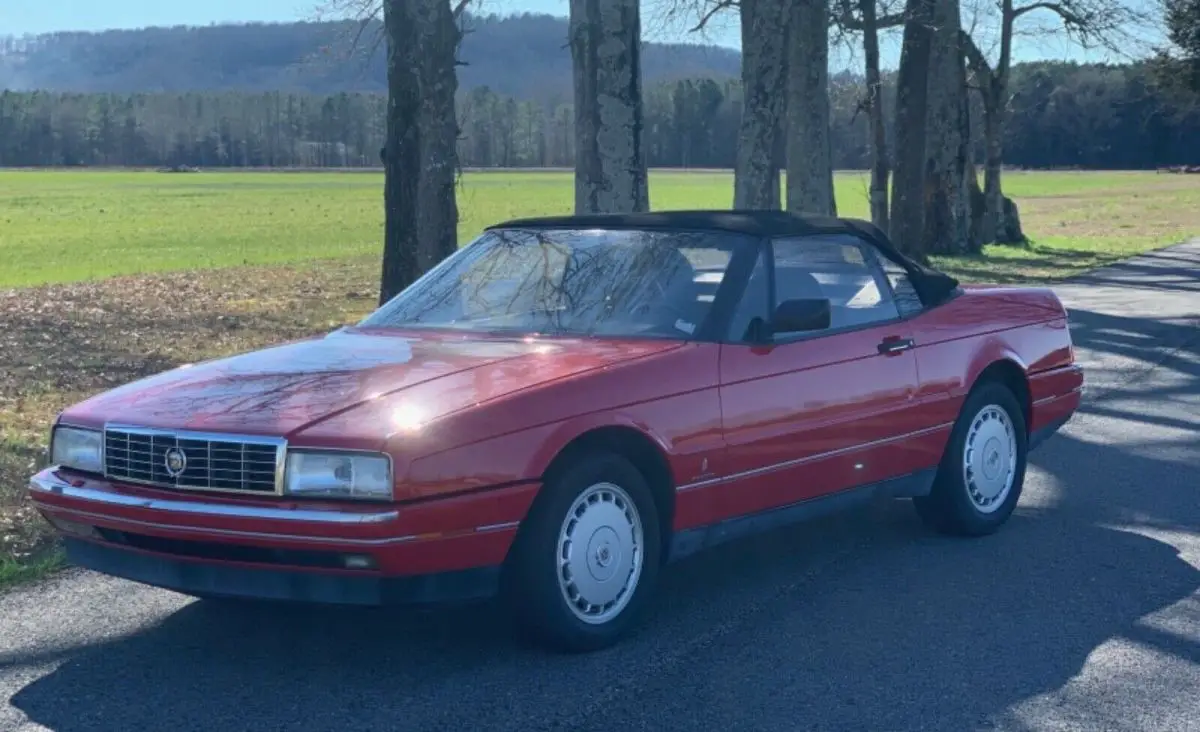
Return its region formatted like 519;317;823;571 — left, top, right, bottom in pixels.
103;422;288;496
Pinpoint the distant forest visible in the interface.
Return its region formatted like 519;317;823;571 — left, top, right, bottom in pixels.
0;14;740;101
1;15;1198;170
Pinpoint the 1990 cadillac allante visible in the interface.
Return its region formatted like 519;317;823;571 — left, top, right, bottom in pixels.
29;211;1083;652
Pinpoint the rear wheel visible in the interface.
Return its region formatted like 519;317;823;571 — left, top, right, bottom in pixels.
913;381;1028;536
502;450;661;653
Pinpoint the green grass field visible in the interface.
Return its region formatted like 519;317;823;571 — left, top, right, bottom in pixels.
1;167;1198;584
3;169;1199;288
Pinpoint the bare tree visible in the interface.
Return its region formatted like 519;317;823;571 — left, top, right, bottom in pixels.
889;0;975;258
836;0;904;230
570;0;650;213
961;0;1147;244
922;0;974;255
889;0;934;259
320;0;468;303
734;0;791;208
380;0;422;303
785;0;837;216
652;0;790;209
650;0;837;215
414;0;464;270
857;0;890;229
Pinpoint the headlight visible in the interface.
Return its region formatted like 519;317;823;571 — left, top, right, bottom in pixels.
283;450;392;500
50;426;104;474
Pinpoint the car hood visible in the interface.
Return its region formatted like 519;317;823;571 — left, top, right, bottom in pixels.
60;327;683;437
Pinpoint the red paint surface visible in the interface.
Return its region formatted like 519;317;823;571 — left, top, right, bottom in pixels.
37;282;1083;581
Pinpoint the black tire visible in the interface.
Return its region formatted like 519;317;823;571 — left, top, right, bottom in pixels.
913;381;1029;536
502;450;662;653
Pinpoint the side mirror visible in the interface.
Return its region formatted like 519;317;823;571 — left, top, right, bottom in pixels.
772;298;830;334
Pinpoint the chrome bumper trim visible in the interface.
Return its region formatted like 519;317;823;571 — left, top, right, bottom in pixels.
1032;384;1084;407
29;470;399;525
676;421;954;493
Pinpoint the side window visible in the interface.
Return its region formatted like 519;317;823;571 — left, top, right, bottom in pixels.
725;248;769;341
772;236;900;332
868;249;925;317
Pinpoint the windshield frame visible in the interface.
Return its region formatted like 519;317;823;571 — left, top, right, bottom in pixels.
356;226;765;342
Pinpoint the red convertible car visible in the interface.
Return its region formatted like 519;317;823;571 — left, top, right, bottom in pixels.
28;211;1083;652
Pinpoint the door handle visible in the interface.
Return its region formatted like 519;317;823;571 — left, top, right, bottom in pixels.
877;337;915;355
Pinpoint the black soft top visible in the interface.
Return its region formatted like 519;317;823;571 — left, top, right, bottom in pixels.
489;209;961;307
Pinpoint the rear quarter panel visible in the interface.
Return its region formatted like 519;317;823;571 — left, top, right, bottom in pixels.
909;286;1081;429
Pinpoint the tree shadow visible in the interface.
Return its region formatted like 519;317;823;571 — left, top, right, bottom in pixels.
1070;261;1200;293
936;239;1200;288
8;431;1198;731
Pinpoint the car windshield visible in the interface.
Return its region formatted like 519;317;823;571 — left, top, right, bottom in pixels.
359;227;750;338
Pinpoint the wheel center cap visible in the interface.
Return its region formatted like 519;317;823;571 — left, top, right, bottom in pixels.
981;437;1003;481
587;527;621;581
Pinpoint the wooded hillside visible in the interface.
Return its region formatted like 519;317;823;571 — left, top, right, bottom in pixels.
0;14;740;102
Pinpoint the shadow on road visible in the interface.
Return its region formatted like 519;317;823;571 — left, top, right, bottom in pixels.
1070;250;1200;293
10;429;1199;730
9;258;1200;730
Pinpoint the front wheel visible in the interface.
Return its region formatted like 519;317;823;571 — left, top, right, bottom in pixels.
502;451;661;653
913;381;1028;536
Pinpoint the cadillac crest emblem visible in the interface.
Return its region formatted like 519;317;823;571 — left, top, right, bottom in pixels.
164;447;188;477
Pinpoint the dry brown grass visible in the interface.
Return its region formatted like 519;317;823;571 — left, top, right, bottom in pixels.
1017;177;1200;244
0;256;381;578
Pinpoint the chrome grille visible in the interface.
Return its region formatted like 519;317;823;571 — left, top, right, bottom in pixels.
103;425;285;495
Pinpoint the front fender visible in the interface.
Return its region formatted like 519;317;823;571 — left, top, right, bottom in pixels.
402;386;724;503
526;411;675;477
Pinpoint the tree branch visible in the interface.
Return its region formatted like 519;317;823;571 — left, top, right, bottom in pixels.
1011;1;1085;25
960;29;995;89
689;0;739;32
834;0;905;31
1008;0;1152;56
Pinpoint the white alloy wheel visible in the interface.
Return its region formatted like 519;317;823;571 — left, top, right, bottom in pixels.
962;404;1018;514
556;481;645;625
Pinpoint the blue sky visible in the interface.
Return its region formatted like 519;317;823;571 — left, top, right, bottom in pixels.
2;0;1155;69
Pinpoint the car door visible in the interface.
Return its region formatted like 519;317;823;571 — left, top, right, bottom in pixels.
711;233;923;520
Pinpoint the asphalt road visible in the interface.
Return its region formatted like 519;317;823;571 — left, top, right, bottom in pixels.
3;242;1199;732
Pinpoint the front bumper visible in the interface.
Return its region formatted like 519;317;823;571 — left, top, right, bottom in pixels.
28;467;537;606
60;535;500;605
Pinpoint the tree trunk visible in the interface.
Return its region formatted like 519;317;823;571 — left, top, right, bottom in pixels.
413;0;462;272
379;0;421;304
965;95;986;248
980;90;1025;244
734;0;790;209
860;0;889;231
569;0;649;213
785;0;836;216
1001;195;1025;243
921;0;974;255
888;0;933;260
